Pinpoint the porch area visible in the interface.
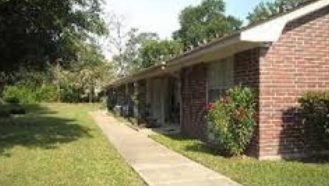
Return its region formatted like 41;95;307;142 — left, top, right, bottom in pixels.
109;73;181;131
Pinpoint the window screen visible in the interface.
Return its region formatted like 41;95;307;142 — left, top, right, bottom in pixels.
207;57;234;103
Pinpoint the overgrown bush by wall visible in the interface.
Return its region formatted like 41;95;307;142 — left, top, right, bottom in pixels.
299;91;329;145
206;86;258;156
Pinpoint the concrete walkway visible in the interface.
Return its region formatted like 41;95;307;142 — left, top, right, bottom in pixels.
92;111;242;186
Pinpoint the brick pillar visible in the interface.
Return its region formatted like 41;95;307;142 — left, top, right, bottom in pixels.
181;64;207;140
137;79;147;123
127;83;134;117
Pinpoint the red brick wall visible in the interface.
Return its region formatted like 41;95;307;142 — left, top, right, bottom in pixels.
234;48;261;87
181;64;207;139
234;48;262;157
180;49;263;148
259;7;329;158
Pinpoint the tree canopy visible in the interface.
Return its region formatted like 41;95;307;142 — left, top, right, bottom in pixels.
112;29;182;74
137;40;182;69
112;28;160;75
247;0;316;24
173;0;242;48
0;0;107;72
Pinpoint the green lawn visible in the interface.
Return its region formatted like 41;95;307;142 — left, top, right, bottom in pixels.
151;134;329;186
0;104;146;186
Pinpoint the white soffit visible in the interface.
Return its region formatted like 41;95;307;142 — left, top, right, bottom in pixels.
241;0;329;42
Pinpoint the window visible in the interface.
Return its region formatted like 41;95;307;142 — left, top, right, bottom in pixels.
207;57;234;103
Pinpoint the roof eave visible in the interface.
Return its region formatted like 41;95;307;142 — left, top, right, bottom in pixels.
109;33;243;87
241;0;329;42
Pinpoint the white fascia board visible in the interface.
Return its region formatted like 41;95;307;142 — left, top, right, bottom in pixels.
241;0;329;42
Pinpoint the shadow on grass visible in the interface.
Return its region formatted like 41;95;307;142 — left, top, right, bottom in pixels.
0;103;58;115
159;134;329;164
160;134;221;156
0;104;91;157
23;104;59;115
284;155;329;164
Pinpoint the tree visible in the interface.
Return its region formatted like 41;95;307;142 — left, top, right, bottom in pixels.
0;0;107;72
68;44;113;103
247;0;316;24
103;14;159;76
104;14;128;75
48;43;113;103
109;26;160;76
118;30;160;74
173;0;242;49
74;62;113;103
111;29;182;73
137;40;182;69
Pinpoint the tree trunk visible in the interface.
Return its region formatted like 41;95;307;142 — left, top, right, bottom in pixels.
57;83;61;103
56;62;61;103
89;87;93;103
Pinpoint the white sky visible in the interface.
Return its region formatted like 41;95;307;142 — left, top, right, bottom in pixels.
102;0;269;59
103;0;268;39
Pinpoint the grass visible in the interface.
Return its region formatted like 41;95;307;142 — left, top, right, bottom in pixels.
150;134;329;186
0;103;146;186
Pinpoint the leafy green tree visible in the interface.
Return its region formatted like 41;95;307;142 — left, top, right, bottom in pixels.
50;43;113;103
112;29;159;75
112;28;181;74
70;44;113;103
0;0;107;72
173;0;242;48
137;40;182;69
247;0;315;24
74;62;113;103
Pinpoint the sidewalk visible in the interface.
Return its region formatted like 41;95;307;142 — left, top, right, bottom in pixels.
92;111;242;186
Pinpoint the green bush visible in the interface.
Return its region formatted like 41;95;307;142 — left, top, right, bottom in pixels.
4;97;20;104
2;85;58;104
60;86;81;103
3;85;35;104
36;85;58;103
206;86;257;156
299;91;329;142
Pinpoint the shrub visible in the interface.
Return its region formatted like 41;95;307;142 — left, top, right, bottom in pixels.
2;85;58;104
36;85;58;103
299;91;329;143
3;85;35;104
4;97;20;104
206;86;257;156
60;86;81;103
